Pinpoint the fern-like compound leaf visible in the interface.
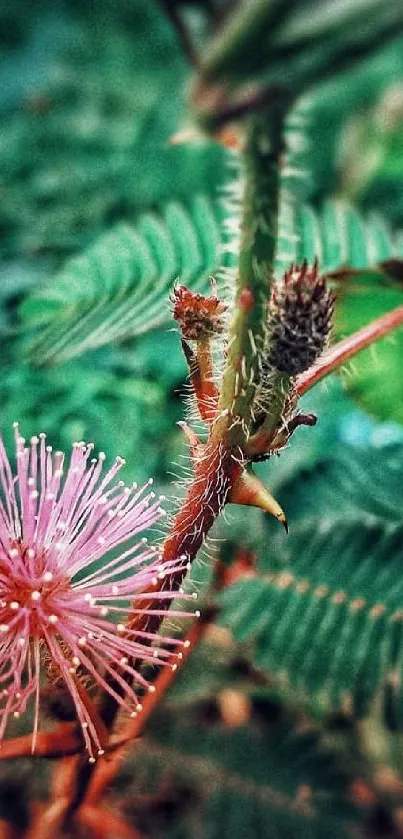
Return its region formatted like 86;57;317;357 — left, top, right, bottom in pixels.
21;196;403;368
20;195;225;364
220;443;403;727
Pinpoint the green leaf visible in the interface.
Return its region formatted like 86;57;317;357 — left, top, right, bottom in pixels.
19;195;227;364
0;337;185;486
221;446;403;727
116;706;363;839
276;198;403;275
261;441;403;528
0;0;225;260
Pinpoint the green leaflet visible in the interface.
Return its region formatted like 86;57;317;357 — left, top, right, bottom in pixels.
0;0;225;261
0;336;186;486
195;0;403;130
20;195;227;364
21;195;403;375
117;705;362;839
219;458;403;726
275;199;403;275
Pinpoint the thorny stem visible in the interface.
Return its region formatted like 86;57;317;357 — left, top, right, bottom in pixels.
296;304;403;397
213;102;286;445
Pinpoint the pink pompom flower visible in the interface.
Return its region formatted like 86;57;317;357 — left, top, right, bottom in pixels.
0;425;192;759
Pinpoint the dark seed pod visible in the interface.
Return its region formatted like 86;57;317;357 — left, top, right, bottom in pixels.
265;261;334;376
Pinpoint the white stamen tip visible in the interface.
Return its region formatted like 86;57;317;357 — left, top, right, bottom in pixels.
48;615;58;624
43;572;53;582
136;703;143;712
0;624;9;633
10;602;20;611
120;657;128;665
72;656;80;667
148;685;156;694
31;590;41;601
117;624;125;633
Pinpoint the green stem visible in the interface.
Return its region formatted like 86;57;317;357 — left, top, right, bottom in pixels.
213;102;286;447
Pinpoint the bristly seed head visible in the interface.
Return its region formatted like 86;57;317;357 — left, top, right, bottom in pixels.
0;426;194;760
171;284;227;340
265;261;334;376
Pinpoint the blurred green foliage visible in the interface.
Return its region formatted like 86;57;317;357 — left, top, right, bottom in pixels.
2;0;403;836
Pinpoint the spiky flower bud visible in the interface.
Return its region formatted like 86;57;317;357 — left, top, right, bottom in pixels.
171;284;227;340
265;261;333;376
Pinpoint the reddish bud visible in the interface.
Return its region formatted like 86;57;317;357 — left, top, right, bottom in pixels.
171;284;227;340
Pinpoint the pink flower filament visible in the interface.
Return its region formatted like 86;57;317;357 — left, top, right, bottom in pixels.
0;425;193;760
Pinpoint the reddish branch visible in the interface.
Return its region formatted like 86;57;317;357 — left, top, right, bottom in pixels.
85;613;210;807
296;304;403;397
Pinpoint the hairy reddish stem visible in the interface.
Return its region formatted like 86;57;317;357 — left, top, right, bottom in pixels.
163;441;243;562
296;304;403;396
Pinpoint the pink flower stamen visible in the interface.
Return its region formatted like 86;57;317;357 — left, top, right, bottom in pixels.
0;426;193;760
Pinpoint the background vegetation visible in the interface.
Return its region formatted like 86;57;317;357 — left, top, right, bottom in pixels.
1;0;403;836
